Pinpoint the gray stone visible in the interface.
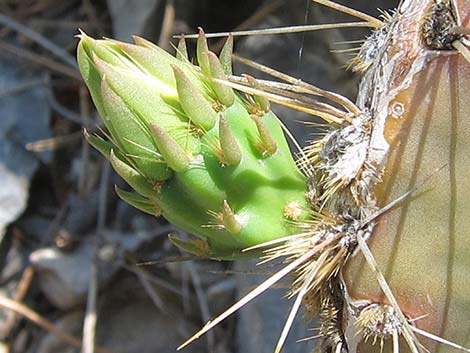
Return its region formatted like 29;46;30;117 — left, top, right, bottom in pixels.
29;242;97;310
29;229;159;310
35;276;204;353
0;59;51;237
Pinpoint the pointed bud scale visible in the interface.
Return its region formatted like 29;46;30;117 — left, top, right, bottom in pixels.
132;35;157;49
77;39;107;119
83;130;113;158
207;51;235;107
219;34;233;76
109;150;156;198
79;34;124;68
100;77;171;181
244;75;270;112
116;41;177;85
222;200;242;234
128;35;207;91
218;114;242;166
176;35;189;61
255;95;270;114
168;234;210;257
149;123;190;173
115;186;161;216
197;28;211;75
132;34;196;81
172;64;217;130
251;114;278;157
92;55;201;156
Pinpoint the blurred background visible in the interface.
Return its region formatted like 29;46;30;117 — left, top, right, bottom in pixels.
0;1;396;352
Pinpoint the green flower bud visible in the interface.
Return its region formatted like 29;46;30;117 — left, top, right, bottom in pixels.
77;32;309;259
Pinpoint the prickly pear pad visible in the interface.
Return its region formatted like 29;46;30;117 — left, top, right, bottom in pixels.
75;0;470;352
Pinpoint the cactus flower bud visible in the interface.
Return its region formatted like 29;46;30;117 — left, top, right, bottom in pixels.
77;32;309;259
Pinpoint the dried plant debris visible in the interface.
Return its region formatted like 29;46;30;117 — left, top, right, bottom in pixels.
421;0;462;49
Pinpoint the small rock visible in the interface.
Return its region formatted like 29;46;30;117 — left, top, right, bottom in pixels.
29;242;97;310
0;59;51;237
35;275;204;353
29;229;162;310
96;276;204;353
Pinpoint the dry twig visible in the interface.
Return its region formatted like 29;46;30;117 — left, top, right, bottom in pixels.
26;131;84;152
185;262;215;352
158;0;175;51
0;13;77;68
0;40;81;80
82;161;111;353
213;0;284;51
0;267;34;340
0;295;116;353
